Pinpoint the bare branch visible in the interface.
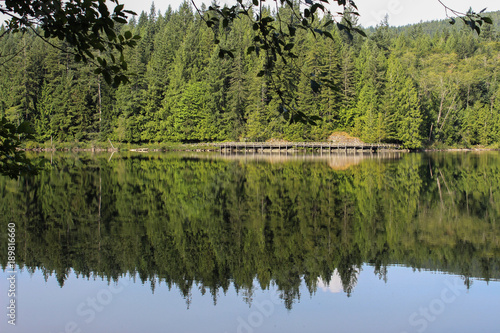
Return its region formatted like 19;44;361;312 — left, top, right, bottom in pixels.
0;46;25;67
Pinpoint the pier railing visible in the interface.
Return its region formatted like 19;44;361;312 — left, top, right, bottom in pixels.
213;142;402;153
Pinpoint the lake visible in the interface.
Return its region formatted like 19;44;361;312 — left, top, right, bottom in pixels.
1;151;499;333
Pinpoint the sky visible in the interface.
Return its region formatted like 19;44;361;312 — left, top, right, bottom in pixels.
0;1;498;28
118;0;500;27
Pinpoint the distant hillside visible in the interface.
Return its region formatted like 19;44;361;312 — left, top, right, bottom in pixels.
365;10;500;37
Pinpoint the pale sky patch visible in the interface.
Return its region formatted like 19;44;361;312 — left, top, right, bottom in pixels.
317;269;345;293
118;0;500;27
1;1;498;28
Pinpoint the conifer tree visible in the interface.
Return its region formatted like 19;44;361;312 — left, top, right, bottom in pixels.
384;54;405;141
399;77;423;149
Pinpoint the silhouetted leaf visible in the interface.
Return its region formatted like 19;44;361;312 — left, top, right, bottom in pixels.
311;80;321;93
483;17;493;24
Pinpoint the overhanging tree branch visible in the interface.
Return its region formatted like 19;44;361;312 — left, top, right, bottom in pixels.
438;0;492;34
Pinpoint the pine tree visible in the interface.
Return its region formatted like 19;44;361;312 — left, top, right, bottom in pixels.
172;81;215;141
340;44;357;123
353;82;378;142
35;83;54;142
244;46;272;141
399;77;423;149
384;54;405;141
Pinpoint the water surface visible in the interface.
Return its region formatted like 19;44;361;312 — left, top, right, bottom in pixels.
1;151;499;332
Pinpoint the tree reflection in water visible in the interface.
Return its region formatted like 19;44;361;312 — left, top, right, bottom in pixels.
1;152;499;309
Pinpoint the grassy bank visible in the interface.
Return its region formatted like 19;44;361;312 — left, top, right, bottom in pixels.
22;140;219;152
21;140;500;153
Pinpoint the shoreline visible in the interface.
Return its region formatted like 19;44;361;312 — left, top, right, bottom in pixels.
20;144;500;153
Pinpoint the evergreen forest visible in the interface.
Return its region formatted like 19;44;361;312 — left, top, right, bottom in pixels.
1;2;500;149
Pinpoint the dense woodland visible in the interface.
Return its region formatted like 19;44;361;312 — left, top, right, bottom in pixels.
1;153;499;306
1;3;500;148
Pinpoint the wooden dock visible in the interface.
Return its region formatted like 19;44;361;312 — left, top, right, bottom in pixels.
214;142;401;154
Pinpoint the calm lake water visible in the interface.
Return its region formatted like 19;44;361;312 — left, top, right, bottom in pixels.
1;151;500;333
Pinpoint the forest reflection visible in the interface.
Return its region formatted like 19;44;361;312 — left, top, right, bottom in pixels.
1;152;499;309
